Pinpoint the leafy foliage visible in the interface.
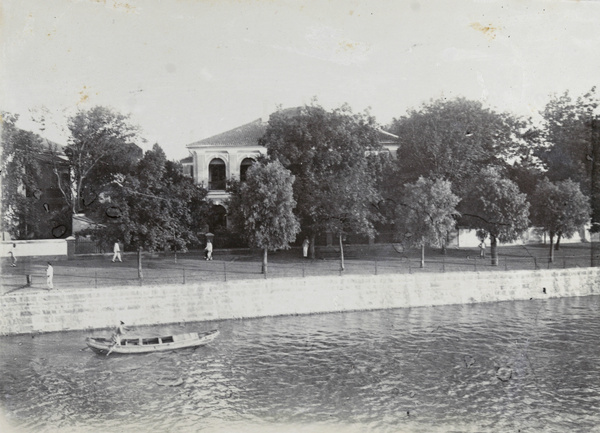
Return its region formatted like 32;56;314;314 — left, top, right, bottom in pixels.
262;104;382;253
536;87;600;229
395;177;460;249
84;144;210;252
57;106;141;213
537;88;599;189
230;160;300;273
530;178;590;258
389;97;534;195
462;167;530;264
235;160;300;249
0;112;70;239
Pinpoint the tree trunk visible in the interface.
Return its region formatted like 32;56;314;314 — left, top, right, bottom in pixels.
137;247;143;280
554;233;562;251
490;235;498;266
261;247;268;275
420;238;425;268
339;233;345;271
549;232;555;263
309;234;316;260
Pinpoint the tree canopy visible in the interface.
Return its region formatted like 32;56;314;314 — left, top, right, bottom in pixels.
395;177;460;267
389;97;533;195
462;167;530;265
83;144;210;252
536;87;600;229
56;106;142;214
1;112;45;239
262;103;382;258
230;160;300;274
530;178;590;260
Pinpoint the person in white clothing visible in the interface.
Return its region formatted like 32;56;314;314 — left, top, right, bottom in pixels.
112;241;122;262
9;243;17;267
204;240;213;261
46;262;54;290
302;238;310;258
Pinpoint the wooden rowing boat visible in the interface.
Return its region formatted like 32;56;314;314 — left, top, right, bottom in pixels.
86;329;219;355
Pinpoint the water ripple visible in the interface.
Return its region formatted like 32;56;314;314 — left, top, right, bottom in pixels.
1;296;600;432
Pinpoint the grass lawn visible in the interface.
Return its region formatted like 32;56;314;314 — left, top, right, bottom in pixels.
1;242;597;295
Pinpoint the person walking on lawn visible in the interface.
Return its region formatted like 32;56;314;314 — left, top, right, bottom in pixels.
9;243;17;267
46;262;54;290
204;240;213;261
112;240;122;262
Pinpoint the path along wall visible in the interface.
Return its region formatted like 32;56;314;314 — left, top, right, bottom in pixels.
1;268;599;335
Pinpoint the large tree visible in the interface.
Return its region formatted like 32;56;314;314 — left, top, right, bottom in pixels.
261;104;382;260
530;178;590;262
537;87;600;229
1;113;45;238
229;160;300;275
389;97;533;196
0;113;72;239
462;167;530;266
395;177;460;268
84;144;210;252
53;106;141;214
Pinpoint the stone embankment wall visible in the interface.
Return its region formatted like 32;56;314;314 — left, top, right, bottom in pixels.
1;239;67;259
1;268;598;335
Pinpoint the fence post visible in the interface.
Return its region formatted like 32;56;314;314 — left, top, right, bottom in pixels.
504;257;508;271
442;256;445;273
409;261;412;274
474;257;477;272
137;247;143;281
375;260;378;275
224;263;227;282
302;261;305;278
95;271;97;289
534;257;537;269
183;268;186;285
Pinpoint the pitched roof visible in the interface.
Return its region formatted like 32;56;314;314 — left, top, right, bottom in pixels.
186;107;398;149
186;118;267;148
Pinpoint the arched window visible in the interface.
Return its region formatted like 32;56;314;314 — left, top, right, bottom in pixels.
209;204;227;231
208;158;226;190
240;158;255;182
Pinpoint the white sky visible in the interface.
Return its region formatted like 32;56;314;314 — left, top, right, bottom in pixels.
2;0;600;160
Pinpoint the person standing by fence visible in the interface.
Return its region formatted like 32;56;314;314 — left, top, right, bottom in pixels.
112;240;122;262
479;240;486;259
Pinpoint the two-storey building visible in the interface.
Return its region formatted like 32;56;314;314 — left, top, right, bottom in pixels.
182;108;399;220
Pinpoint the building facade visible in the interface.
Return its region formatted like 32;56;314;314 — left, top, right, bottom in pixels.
183;109;400;211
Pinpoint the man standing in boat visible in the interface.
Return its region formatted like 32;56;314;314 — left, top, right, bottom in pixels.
107;321;128;356
113;321;128;345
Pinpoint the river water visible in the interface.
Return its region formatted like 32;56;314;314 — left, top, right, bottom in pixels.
1;296;600;433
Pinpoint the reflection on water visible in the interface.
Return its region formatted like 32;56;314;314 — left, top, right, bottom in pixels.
1;296;600;432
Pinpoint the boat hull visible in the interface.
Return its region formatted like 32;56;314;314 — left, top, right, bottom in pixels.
86;329;219;355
